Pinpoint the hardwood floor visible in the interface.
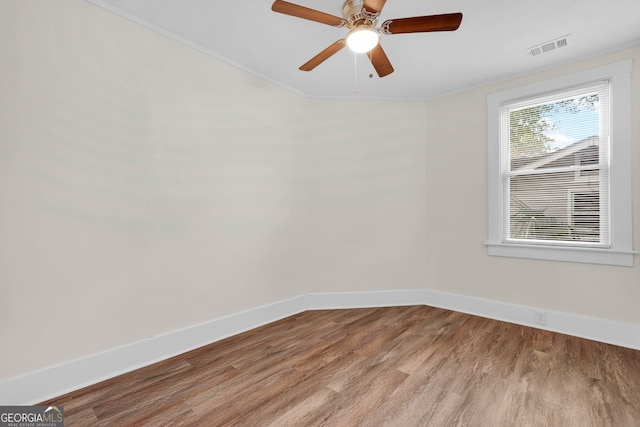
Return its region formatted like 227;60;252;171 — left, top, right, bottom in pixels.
41;305;640;426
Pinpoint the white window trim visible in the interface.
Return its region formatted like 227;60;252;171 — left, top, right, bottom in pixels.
486;59;637;266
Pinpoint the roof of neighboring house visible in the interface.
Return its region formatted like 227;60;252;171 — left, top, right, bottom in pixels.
511;136;599;171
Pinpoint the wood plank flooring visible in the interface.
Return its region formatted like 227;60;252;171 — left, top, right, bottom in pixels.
41;305;640;426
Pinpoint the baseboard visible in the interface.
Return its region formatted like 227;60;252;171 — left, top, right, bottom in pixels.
0;295;310;406
304;289;427;310
416;289;640;351
2;289;639;405
308;289;640;351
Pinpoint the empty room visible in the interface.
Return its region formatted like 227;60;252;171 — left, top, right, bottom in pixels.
1;0;639;425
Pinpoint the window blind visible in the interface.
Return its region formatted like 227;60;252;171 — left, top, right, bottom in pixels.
499;80;610;247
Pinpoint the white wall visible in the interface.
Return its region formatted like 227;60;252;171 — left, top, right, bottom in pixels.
0;0;293;379
293;99;429;294
0;0;428;381
292;44;640;329
423;45;640;325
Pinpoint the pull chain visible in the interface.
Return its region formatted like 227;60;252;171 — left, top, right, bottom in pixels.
353;51;358;94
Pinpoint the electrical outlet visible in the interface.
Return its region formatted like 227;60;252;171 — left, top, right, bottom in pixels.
534;311;547;325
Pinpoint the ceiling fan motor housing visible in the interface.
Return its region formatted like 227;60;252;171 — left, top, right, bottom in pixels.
342;0;365;19
342;0;379;26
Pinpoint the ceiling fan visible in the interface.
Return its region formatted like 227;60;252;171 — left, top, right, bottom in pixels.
271;0;463;77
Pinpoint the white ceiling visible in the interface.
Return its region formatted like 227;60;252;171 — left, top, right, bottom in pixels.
89;0;640;100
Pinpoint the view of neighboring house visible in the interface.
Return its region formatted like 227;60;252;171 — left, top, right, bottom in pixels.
509;136;602;242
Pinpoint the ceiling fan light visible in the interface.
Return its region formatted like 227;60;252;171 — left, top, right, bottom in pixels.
346;28;380;53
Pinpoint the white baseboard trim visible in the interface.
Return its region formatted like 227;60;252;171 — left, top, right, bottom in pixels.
418;289;640;351
304;289;427;310
2;289;639;405
0;295;310;406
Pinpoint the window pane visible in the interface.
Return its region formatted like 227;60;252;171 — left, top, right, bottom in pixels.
510;173;578;241
504;82;608;245
509;93;599;161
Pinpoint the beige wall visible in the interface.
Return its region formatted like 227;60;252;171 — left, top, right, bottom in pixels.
293;98;429;294
423;45;640;325
0;0;427;380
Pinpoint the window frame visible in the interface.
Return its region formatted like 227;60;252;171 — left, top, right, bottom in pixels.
486;60;636;266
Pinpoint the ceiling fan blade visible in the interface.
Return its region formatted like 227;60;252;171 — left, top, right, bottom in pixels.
299;40;346;71
272;0;345;27
382;13;463;34
367;44;394;77
363;0;387;14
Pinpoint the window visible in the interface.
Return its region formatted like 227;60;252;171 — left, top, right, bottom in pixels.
487;60;636;266
505;82;608;246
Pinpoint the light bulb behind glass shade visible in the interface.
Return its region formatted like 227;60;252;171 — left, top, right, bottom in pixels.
346;28;380;53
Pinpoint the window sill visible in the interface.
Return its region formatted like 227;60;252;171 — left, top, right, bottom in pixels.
485;242;638;267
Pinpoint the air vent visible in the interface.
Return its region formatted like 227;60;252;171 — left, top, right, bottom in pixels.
541;42;556;53
529;46;543;56
527;35;570;57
